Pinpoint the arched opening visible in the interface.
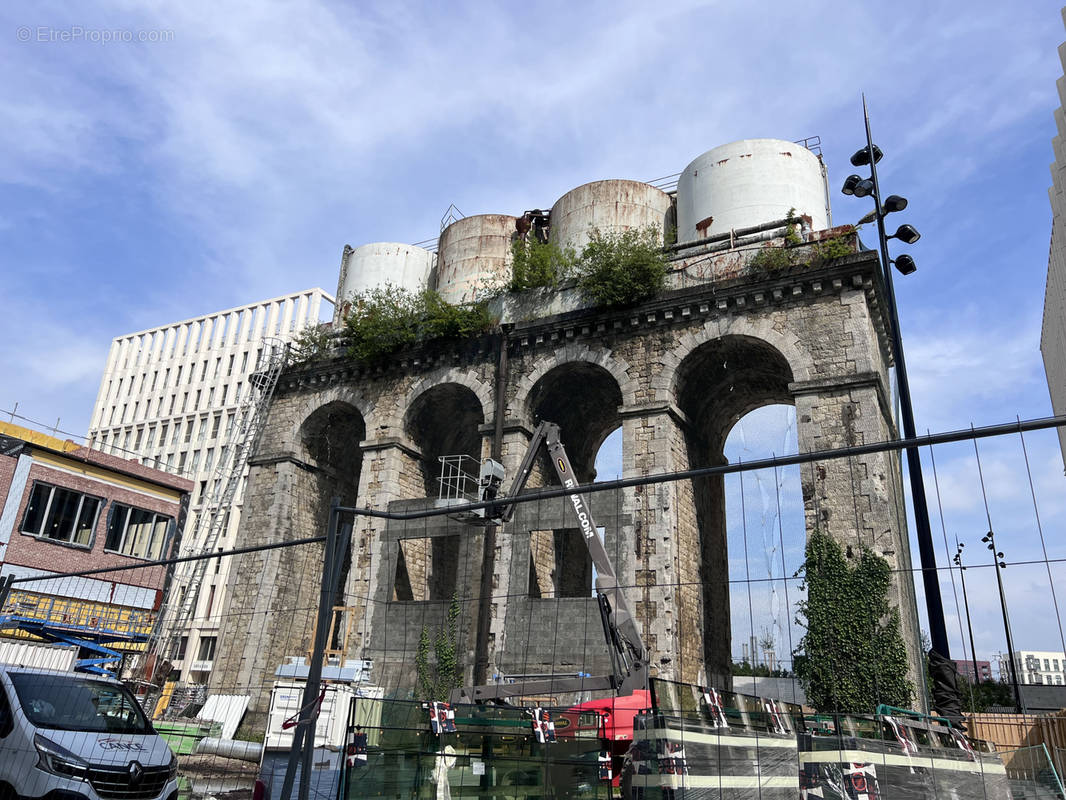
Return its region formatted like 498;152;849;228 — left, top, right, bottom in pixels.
527;362;622;485
395;383;485;602
298;401;366;635
674;336;795;685
405;383;485;497
722;404;803;693
524;363;622;599
300;401;366;506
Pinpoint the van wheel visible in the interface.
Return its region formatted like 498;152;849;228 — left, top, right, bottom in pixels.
0;783;16;800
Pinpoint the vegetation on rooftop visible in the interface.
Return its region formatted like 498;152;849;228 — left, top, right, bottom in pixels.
508;237;577;292
288;285;496;367
571;226;668;307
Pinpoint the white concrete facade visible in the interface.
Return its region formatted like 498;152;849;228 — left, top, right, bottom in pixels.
86;288;334;682
998;650;1066;686
1044;9;1066;472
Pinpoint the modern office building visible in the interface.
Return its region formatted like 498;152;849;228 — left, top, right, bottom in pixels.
997;650;1066;685
1044;8;1066;471
86;288;334;683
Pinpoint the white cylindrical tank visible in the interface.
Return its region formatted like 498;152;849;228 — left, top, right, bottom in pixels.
550;180;671;252
335;242;435;320
435;214;517;304
676;139;829;244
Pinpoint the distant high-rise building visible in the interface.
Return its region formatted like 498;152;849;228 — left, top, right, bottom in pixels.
1044;8;1066;471
86;288;333;683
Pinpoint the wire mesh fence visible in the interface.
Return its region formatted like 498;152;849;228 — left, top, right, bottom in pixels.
0;416;1064;799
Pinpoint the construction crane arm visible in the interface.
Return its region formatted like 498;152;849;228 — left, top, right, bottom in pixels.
453;421;648;703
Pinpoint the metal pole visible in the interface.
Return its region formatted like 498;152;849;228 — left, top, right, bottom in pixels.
955;543;980;683
989;531;1024;713
862;96;951;660
280;498;344;800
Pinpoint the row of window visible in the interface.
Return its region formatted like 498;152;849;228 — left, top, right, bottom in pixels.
96;410;247;464
106;380;247;427
21;482;175;561
118;297;309;371
169;634;217;663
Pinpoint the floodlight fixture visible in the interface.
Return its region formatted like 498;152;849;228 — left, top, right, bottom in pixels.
850;143;884;166
883;195;908;213
842;174;862;195
889;223;921;244
893;254;917;275
852;179;875;198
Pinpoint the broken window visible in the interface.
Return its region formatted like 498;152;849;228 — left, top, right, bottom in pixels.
392;535;460;602
527;528;592;598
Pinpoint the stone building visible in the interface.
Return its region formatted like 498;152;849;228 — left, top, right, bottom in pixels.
211;140;923;715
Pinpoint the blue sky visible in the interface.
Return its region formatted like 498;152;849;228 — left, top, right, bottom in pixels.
3;1;1065;673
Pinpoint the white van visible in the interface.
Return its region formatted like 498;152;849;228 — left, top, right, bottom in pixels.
0;666;178;800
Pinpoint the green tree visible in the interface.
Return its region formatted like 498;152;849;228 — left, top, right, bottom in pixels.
509;238;576;291
573;227;668;307
415;593;464;701
342;285;495;364
793;531;914;712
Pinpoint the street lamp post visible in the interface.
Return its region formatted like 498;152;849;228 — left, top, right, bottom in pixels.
952;540;980;684
982;528;1023;713
842;97;951;664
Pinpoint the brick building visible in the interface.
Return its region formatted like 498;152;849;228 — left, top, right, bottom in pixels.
0;421;191;673
952;659;992;683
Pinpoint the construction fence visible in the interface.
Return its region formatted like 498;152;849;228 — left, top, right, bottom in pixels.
0;416;1064;799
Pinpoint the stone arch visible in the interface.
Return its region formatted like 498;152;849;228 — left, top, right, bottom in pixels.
404;368;494;428
511;345;638;425
524;360;624;485
653;316;813;405
404;381;487;497
285;385;376;453
671;334;796;685
298;400;367;505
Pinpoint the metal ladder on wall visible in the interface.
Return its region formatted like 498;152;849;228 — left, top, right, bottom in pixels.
153;337;290;673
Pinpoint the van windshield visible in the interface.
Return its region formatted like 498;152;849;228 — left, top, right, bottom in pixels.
10;673;151;734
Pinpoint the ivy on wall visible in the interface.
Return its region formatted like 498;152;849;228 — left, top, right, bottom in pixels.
793;530;914;713
415;593;463;702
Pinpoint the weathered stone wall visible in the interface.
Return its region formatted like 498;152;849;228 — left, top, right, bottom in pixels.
213;241;924;712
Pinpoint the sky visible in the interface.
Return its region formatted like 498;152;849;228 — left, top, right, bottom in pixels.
3;1;1066;676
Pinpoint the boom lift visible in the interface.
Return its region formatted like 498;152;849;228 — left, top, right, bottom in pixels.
450;421;648;703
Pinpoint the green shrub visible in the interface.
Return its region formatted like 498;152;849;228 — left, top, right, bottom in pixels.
811;234;855;265
748;245;794;272
343;284;421;363
342;285;495;364
509;238;576;292
573;227;668;307
289;323;335;365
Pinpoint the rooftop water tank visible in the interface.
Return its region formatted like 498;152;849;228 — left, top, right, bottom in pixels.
550;180;671;252
435;214;517;304
335;242;435;322
676;139;829;244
